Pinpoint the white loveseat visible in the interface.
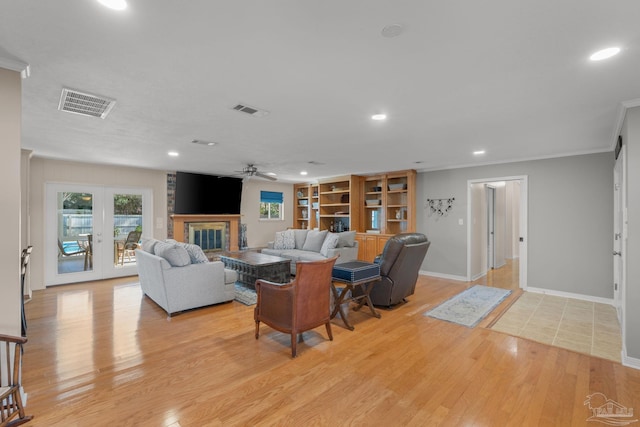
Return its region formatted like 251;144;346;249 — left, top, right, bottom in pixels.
262;229;358;275
136;239;237;316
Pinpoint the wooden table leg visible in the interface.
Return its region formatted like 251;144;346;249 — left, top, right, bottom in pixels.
352;280;381;318
331;284;354;331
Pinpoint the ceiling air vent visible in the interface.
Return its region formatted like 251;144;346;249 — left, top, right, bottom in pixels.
58;88;116;119
231;103;269;118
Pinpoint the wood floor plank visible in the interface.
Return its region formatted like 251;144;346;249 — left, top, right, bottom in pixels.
21;269;640;426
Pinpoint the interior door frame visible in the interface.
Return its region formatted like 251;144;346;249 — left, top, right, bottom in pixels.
467;175;528;288
486;185;496;270
613;146;627;328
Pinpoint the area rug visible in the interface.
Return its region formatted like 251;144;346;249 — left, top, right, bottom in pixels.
424;285;511;328
234;282;257;306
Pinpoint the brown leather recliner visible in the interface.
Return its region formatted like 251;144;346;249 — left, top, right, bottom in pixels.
368;233;430;307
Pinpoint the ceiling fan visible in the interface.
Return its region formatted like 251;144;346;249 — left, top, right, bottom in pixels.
233;164;277;181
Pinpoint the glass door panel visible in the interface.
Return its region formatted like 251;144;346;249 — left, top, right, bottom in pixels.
57;192;94;274
113;193;143;267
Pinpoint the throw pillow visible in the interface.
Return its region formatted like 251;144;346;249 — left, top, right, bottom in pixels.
320;232;340;257
273;231;286;249
141;238;160;254
336;231;356;248
293;229;309;249
180;243;209;264
154;241;191;267
302;230;328;253
273;230;295;250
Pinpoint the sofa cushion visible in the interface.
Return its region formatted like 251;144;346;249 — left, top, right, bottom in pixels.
320;232;340;257
302;230;327;252
335;231;357;248
274;229;296;250
293;229;309;249
141;238;161;254
154;241;191;267
179;243;208;264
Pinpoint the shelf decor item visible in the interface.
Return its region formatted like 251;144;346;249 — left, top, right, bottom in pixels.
388;183;407;191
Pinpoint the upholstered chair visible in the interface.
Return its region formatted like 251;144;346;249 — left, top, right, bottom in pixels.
254;256;339;357
368;233;430;307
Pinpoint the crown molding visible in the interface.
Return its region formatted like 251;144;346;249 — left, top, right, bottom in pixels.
611;98;640;150
0;56;30;78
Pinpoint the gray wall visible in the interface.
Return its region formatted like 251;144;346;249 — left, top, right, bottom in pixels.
417;152;614;299
623;106;640;359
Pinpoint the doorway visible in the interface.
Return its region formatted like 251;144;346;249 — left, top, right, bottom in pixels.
467;176;527;290
613;145;626;334
45;183;152;285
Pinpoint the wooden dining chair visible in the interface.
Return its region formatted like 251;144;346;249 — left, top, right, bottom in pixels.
0;334;32;427
254;256;339;357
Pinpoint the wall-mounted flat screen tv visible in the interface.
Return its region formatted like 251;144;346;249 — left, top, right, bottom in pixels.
174;171;243;215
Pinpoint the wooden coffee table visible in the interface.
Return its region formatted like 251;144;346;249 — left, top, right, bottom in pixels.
219;252;291;289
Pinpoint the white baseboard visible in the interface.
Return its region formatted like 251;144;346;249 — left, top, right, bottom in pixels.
621;346;640;370
526;286;614;306
420;270;468;282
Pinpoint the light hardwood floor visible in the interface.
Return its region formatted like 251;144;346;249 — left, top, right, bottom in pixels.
23;271;640;426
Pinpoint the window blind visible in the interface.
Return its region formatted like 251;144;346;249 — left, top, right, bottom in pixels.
260;191;283;204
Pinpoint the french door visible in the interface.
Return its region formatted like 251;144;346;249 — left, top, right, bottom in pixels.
45;183;152;286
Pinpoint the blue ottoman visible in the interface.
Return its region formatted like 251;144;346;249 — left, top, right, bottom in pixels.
331;261;381;330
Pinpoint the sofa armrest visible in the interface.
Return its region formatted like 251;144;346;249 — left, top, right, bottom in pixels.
327;244;358;264
266;241;275;249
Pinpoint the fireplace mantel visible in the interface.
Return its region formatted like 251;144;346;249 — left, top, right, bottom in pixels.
171;214;241;251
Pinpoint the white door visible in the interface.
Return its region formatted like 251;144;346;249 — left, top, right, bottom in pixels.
46;183;152;285
613;146;626;319
486;185;496;269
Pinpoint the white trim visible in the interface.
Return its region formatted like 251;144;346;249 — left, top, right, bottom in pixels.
0;56;30;78
467;175;528;289
526;286;614;306
611;98;640;150
621;345;640;370
417;148;611;173
420;270;468;282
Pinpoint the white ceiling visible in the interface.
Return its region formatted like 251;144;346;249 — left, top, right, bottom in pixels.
1;1;639;182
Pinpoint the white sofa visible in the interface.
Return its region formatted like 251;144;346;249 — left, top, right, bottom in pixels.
136;239;237;316
262;229;358;275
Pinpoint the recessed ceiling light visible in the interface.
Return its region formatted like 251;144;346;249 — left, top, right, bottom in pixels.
473;150;486;156
381;24;404;38
300;171;308;176
589;47;621;61
371;114;387;121
96;0;127;10
168;151;179;157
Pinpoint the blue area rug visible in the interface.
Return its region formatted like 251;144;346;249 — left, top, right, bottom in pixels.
424;285;512;328
234;283;257;306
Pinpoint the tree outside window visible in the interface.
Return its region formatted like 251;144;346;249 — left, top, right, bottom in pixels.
260;191;283;220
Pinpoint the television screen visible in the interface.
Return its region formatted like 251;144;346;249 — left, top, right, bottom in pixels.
174;172;243;215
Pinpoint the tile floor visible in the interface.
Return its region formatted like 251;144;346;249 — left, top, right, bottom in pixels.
491;292;622;362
